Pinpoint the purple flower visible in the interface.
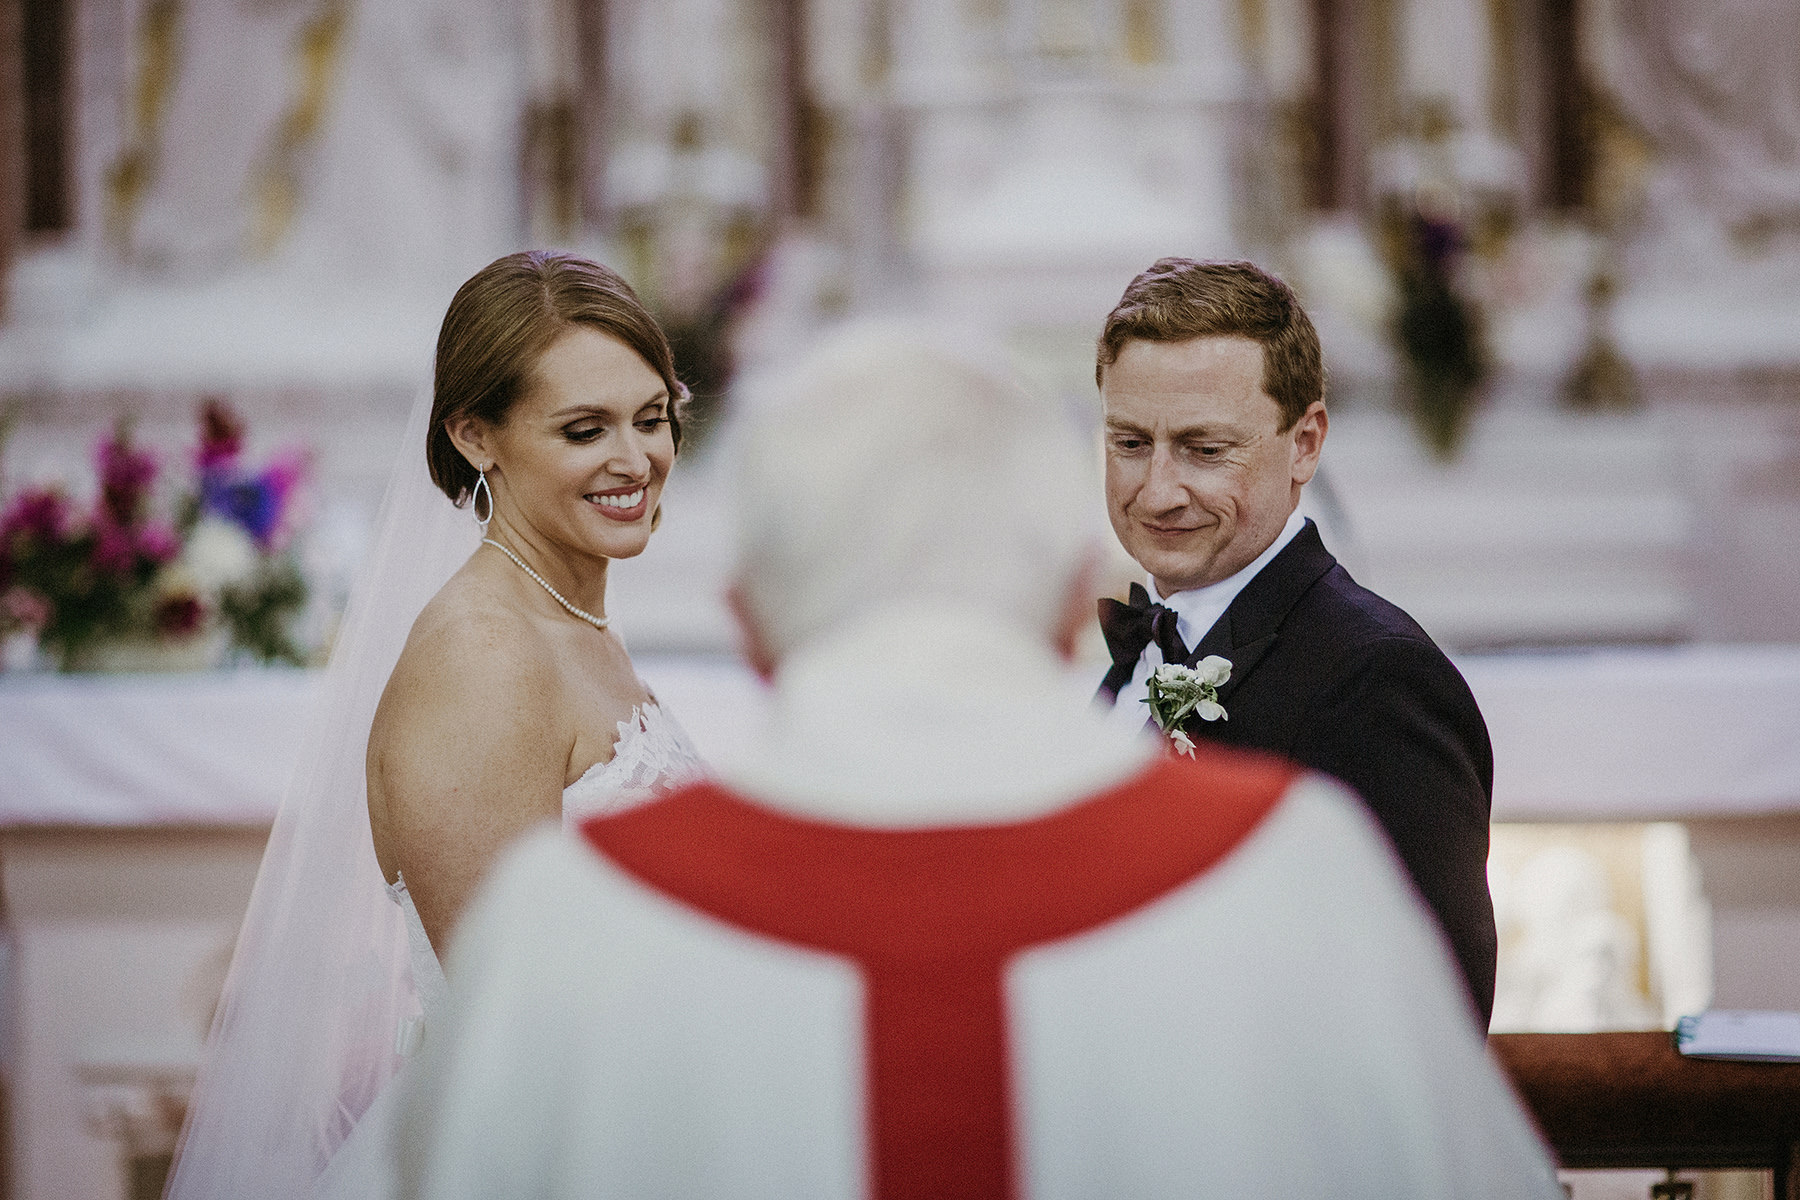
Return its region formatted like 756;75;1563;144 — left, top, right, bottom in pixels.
201;475;272;542
96;430;159;526
201;447;308;549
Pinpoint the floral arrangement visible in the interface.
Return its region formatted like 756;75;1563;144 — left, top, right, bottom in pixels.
1387;199;1490;459
1143;657;1232;757
0;400;311;670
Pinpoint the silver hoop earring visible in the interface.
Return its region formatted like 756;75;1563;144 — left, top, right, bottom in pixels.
471;467;493;533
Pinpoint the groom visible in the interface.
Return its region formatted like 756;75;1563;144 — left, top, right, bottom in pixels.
1095;258;1498;1027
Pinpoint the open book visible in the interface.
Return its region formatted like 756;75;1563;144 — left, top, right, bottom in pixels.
1675;1011;1800;1062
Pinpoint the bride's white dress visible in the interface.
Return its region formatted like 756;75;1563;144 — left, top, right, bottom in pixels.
316;702;702;1198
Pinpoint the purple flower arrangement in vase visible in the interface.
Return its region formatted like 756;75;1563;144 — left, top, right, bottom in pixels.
0;400;312;670
1388;199;1489;459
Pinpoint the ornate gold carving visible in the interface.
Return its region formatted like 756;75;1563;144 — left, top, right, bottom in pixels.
1122;0;1165;66
1562;271;1639;411
104;0;181;252
524;96;580;240
247;0;347;256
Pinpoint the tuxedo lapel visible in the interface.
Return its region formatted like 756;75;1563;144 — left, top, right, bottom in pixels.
1188;623;1277;708
1185;520;1337;706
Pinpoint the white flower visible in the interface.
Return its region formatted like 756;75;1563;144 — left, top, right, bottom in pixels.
153;562;202;598
181;517;260;593
1195;655;1232;688
1142;654;1234;744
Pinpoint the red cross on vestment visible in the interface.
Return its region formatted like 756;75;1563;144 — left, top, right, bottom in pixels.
580;749;1294;1200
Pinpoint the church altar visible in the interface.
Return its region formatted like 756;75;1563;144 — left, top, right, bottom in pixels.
2;646;1797;1198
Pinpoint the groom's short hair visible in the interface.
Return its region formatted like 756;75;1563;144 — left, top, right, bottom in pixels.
732;320;1097;662
1096;258;1324;432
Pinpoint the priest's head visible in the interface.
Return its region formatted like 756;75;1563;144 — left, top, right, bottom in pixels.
728;320;1099;676
1097;259;1328;598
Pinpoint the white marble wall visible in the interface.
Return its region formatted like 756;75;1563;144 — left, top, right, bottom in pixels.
4;0;1798;653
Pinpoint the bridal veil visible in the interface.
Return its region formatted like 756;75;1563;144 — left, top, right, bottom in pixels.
166;389;478;1198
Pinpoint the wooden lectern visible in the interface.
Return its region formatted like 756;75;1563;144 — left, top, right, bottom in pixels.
1492;1032;1800;1198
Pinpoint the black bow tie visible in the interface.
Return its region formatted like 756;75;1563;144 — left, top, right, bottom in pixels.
1097;583;1190;700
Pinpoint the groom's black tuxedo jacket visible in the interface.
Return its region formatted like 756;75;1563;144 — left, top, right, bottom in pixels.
1113;520;1497;1027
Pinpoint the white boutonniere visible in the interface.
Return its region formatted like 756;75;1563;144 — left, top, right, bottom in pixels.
1142;657;1232;756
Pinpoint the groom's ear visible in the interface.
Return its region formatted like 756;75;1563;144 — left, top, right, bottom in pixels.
727;583;778;683
1052;548;1101;665
1288;400;1328;487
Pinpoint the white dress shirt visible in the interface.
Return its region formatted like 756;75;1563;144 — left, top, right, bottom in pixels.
1105;508;1307;735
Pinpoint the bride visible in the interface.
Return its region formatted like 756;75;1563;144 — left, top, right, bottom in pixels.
164;251;703;1198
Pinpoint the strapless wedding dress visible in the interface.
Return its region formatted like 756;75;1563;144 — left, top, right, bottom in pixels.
388;701;703;1041
316;702;702;1199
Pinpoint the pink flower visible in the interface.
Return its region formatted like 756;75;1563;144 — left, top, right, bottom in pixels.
1;489;71;544
253;448;310;550
91;514;137;574
136;520;180;564
96;429;159;525
2;586;51;631
154;592;207;638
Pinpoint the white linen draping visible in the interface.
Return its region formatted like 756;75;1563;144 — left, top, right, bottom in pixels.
0;659;766;826
3;646;1798;827
0;669;318;825
1463;644;1800;821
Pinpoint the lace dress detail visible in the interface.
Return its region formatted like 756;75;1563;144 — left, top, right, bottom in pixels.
562;701;705;822
387;701;702;1042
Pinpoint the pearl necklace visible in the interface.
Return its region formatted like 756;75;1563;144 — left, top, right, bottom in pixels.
481;538;610;630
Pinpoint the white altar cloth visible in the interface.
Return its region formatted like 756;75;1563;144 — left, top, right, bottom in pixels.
1465;645;1800;822
0;660;765;827
0;670;318;826
2;647;1798;827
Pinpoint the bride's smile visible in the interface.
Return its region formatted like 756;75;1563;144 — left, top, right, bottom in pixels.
590;485;647;517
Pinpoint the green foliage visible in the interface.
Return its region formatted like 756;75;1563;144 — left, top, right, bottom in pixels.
7;510;158;668
219;556;310;666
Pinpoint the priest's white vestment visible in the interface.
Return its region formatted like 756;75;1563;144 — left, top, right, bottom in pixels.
398;608;1561;1200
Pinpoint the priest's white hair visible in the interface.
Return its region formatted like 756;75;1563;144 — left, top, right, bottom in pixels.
732;319;1100;661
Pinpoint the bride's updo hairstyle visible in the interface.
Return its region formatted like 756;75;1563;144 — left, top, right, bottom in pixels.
427;250;686;507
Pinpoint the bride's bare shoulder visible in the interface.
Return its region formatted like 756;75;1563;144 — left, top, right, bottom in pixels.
375;571;562;738
366;567;570;907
